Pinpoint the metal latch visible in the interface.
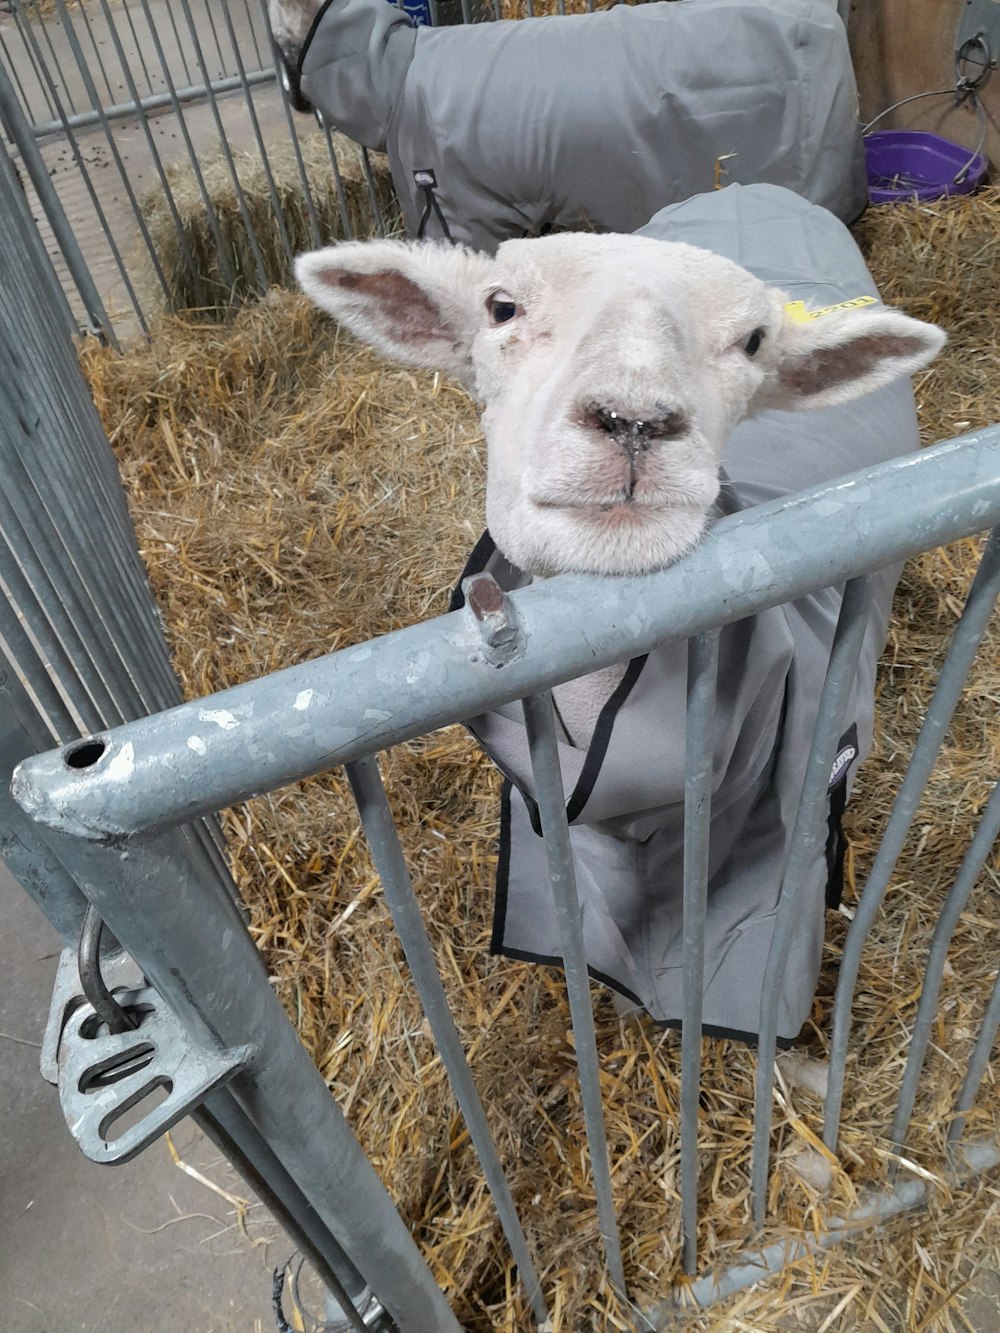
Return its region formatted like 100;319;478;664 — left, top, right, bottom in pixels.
956;0;1000;72
58;985;253;1164
54;974;254;1165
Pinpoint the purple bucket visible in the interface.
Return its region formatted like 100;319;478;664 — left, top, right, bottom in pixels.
865;130;988;204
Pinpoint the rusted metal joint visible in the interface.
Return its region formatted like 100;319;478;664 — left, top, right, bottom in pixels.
462;572;524;668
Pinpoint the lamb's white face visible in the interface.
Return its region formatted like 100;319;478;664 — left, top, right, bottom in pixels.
296;233;945;576
469;234;785;575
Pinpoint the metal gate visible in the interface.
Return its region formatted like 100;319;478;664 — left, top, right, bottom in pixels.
2;1;999;1328
0;0;399;341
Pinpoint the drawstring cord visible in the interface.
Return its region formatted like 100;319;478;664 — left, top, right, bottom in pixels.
414;169;455;243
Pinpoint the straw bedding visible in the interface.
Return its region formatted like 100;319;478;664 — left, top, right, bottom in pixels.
79;188;1000;1330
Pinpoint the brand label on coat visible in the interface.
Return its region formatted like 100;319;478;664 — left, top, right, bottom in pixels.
829;743;858;789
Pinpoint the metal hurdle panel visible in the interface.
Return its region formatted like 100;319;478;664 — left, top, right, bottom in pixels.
0;0;391;339
1;5;998;1326
3;128;999;1318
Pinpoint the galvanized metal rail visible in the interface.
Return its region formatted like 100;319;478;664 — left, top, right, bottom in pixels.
10;427;1000;1323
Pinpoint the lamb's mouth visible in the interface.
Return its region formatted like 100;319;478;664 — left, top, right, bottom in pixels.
535;496;687;517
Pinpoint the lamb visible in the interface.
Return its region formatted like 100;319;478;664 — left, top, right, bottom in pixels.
295;183;945;1043
267;0;868;250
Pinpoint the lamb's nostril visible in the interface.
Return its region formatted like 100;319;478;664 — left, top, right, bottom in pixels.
585;403;687;445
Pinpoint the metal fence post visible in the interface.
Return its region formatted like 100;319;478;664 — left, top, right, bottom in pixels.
33;824;462;1333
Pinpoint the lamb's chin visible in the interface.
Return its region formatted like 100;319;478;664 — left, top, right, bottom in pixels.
576;510;708;575
495;503;708;577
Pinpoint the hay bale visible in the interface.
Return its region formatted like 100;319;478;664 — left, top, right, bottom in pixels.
140;134;398;318
500;0;631;17
79;187;1000;1330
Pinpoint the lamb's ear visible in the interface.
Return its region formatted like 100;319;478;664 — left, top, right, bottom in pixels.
758;303;946;413
295;240;496;384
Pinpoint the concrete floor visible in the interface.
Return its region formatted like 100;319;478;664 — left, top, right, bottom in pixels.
0;863;277;1333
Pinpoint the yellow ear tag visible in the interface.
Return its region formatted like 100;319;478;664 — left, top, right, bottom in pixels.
783;295;878;323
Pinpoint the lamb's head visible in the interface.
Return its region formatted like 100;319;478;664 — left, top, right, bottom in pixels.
297;233;944;576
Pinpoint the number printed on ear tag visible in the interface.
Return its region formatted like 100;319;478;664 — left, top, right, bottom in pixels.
783;295;878;323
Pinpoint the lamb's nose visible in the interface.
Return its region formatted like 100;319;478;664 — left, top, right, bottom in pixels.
586;403;687;449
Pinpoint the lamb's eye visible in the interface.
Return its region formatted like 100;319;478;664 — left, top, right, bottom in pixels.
488;291;519;325
742;327;765;357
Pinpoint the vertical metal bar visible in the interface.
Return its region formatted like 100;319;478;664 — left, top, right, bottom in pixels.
0;339;179;718
196;1093;372;1332
132;0;238;294
0;686;90;943
0;607;85;741
277;107;321;248
0;23;56;123
318;117;356;238
38;827;461;1333
13;14;148;335
217;0;294;269
93;0;202;294
50;0;175;306
0;66;114;341
239;0;266;69
159;0;196;87
254;0;322;246
359;147;387;237
888;780;1000;1156
824;529;1000;1151
459;0;473;21
948;968;1000;1149
197;0;232;76
71;0;120;105
0;421;178;726
346;755;549;1326
0;130;78;340
4;518;234;907
521;690;628;1306
680;630;719;1275
22;3;81;119
752;576;874;1226
115;0;159;100
0;261;179;724
173;0;269;292
0;189;172;714
0;511;124;730
1;186;236;903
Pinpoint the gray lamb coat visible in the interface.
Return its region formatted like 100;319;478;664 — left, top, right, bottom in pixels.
450;185;920;1043
296;0;868;251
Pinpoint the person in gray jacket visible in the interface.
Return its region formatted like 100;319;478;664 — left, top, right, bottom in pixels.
270;0;869;251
